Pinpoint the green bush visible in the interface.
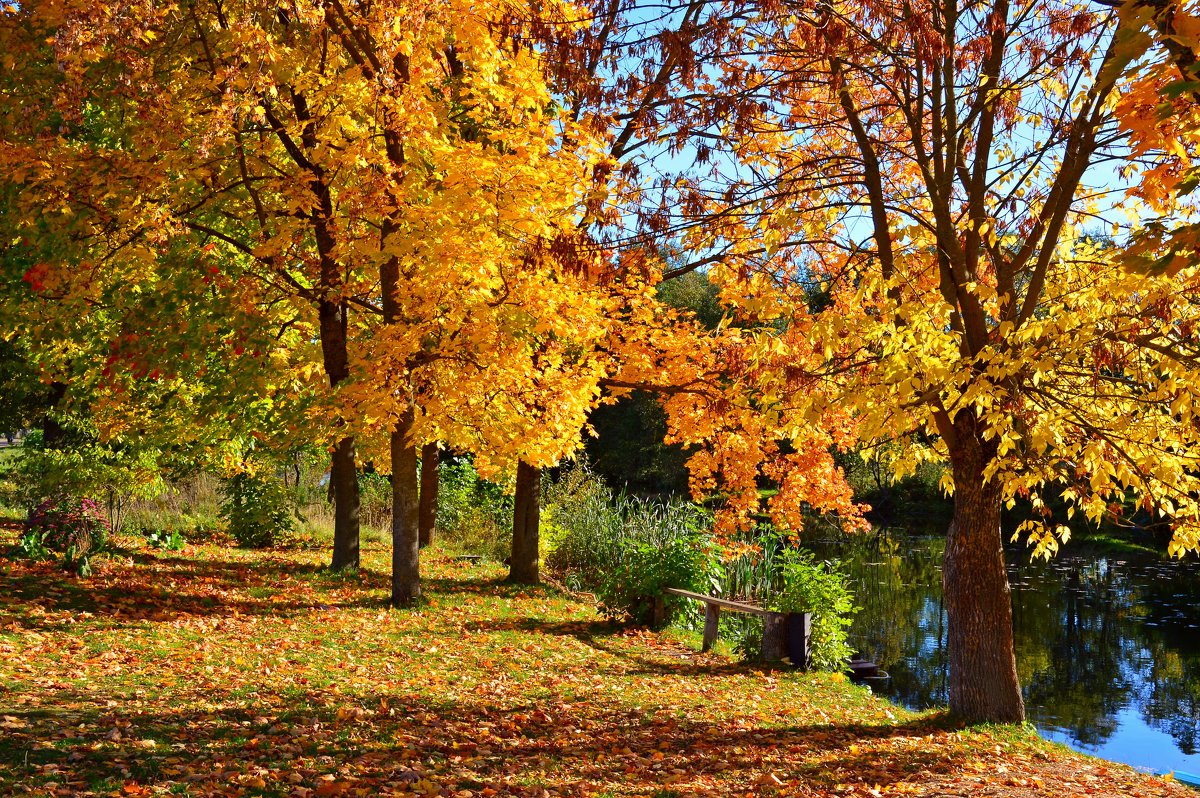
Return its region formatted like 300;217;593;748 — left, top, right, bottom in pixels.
219;471;295;548
435;457;512;560
767;551;858;670
544;465;717;625
1;429;164;533
543;464;622;589
596;525;716;625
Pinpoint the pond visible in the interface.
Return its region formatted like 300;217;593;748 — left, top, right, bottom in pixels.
818;533;1200;776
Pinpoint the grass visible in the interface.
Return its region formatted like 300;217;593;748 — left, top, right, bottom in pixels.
1065;529;1165;558
0;530;1192;798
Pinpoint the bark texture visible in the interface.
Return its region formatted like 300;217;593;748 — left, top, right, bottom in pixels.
418;442;439;549
328;435;361;570
943;416;1025;723
319;298;361;571
391;411;421;607
508;461;540;584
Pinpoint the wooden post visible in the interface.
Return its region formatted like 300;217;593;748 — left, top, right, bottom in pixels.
786;612;812;670
761;612;789;663
702;603;721;652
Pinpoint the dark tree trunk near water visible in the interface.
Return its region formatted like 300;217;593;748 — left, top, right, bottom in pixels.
943;414;1025;723
508;460;540;584
391;411;421;607
418;442;439;548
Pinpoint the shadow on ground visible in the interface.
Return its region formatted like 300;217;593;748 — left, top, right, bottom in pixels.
0;544;1190;798
0;679;967;797
0;550;388;631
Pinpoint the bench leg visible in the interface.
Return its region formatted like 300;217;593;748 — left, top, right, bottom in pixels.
786;612;811;670
761;612;787;663
702;604;721;652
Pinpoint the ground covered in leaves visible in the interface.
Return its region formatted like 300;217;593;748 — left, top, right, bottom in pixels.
0;530;1193;798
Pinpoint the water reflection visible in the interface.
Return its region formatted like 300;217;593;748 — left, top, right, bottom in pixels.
813;533;1200;774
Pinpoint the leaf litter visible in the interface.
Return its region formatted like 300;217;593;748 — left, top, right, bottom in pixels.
0;535;1192;798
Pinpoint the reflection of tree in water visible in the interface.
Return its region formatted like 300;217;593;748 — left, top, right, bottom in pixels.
1141;650;1200;755
1015;560;1132;748
1133;565;1200;755
827;533;1200;759
814;533;949;709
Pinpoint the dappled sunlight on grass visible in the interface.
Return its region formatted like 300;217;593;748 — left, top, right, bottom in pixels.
0;536;1190;797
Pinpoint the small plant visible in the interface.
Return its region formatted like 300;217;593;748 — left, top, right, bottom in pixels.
15;526;51;561
768;550;858;671
21;494;111;576
144;527;187;551
219;471;295;548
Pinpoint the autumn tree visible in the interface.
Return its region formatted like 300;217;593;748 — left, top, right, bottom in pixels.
540;0;869;538
629;0;1200;724
1111;0;1200;270
549;0;1200;723
0;0;377;568
0;212;306;515
2;0;615;606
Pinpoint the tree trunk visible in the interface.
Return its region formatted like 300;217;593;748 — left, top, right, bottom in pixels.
418;442;439;549
329;435;361;569
508;460;540;584
943;427;1025;723
320;297;361;571
41;381;67;450
391;409;421;607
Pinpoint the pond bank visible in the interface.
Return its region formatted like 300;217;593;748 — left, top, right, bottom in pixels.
817;533;1200;778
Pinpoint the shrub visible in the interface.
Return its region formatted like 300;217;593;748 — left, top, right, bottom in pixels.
22;495;111;576
219;471;295;548
595;523;716;626
435;457;512;560
358;471;392;531
767;550;858;670
544;465;717;625
3;430;165;533
543;464;622;589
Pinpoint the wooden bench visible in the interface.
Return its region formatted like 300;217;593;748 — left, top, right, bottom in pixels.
660;588;811;668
